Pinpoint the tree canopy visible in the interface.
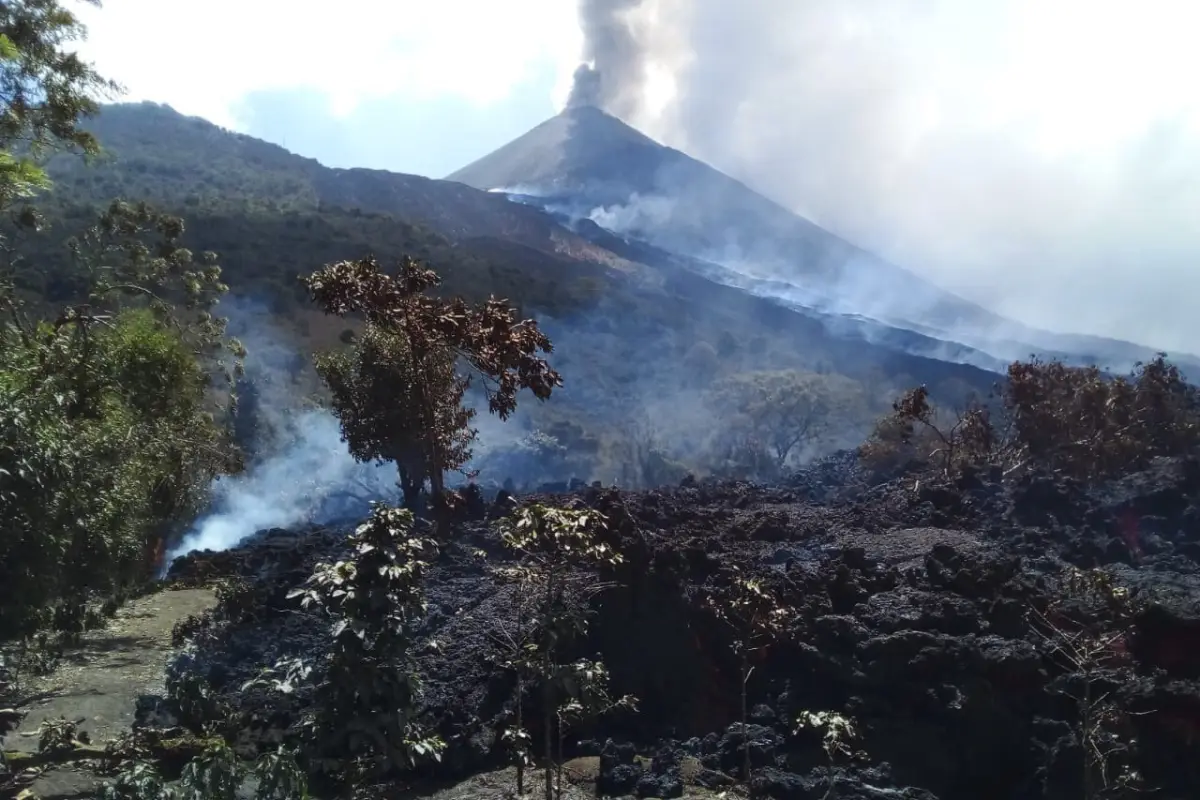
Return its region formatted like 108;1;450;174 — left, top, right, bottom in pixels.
706;369;868;478
304;255;560;508
0;0;241;636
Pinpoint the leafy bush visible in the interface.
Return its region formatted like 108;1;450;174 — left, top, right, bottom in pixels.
102;741;308;800
0;305;234;636
286;504;443;781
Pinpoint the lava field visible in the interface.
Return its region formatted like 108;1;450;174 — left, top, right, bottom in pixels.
162;452;1200;799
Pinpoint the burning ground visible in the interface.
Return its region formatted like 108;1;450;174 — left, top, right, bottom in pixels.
158;451;1200;799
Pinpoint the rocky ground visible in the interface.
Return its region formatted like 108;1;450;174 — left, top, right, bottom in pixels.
159;452;1200;799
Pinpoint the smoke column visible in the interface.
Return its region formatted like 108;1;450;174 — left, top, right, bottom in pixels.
567;0;648;117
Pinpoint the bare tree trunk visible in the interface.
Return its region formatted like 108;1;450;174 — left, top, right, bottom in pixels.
544;571;555;800
397;471;419;510
742;653;752;791
516;671;525;794
543;665;553;800
556;718;566;798
516;585;528;795
1081;680;1096;800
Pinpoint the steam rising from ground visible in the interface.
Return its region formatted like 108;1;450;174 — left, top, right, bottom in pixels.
163;291;901;566
165;298;546;563
165;299;398;563
168;410;390;559
569;0;1200;352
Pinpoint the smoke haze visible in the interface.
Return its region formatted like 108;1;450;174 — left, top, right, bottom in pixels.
167;409;391;559
568;0;1200;353
165;298;554;562
165;299;399;562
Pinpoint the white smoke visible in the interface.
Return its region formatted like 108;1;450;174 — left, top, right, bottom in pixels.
162;298;399;564
167;410;395;560
163;296;552;564
568;0;1200;353
587;192;677;232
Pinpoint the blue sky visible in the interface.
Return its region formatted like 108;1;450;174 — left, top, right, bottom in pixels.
229;62;560;179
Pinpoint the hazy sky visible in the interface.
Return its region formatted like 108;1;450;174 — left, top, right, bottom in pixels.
74;0;1200;351
74;0;583;177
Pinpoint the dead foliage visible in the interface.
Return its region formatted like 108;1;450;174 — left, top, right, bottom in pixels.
860;354;1200;482
302;255;561;507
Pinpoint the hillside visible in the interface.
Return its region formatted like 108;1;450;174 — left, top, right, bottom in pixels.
450;106;1196;373
20;104;1009;399
27;102;1198;486
448;107;1014;332
31;103;624;314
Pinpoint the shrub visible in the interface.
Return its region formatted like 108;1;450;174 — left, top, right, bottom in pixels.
861;355;1200;483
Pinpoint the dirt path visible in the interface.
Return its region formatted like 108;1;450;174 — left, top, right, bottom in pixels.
399;763;728;800
2;587;217;799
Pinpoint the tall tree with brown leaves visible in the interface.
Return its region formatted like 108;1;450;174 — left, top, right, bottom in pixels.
303;255;561;509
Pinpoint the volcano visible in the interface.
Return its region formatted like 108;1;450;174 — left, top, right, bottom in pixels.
450;106;1196;373
448;106;902;286
448;106;1005;334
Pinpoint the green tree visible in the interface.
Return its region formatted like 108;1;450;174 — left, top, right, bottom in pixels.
315;323;473;509
0;0;119;209
0;0;243;637
303;255;560;511
287;504;444;781
0;37;243;626
496;503;634;800
0;0;118;155
705;573;791;789
0;204;241;635
681;339;720;388
707;369;868;477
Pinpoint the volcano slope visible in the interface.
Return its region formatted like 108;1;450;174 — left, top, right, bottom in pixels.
163;452;1200;800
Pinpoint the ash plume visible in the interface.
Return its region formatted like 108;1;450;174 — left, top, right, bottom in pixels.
567;0;648;117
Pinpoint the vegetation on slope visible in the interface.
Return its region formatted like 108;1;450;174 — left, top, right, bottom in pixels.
863;354;1200;483
32;101;617;317
0;3;243;638
22;100;999;407
2;81;1017;495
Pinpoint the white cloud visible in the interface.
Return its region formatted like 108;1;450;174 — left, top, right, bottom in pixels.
72;0;582;129
603;0;1200;351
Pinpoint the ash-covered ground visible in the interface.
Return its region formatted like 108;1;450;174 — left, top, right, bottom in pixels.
162;452;1200;799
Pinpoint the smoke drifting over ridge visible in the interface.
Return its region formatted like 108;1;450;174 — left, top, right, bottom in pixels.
568;0;1200;353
